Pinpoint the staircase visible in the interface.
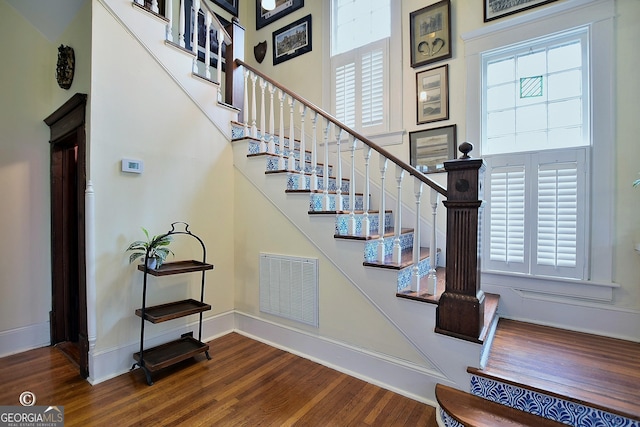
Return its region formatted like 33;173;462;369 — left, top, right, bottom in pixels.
118;1;639;425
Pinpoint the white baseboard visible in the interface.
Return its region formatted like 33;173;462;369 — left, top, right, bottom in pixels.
87;310;440;406
0;322;50;357
234;311;441;406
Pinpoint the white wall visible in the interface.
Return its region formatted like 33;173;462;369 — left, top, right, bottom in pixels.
89;0;236;359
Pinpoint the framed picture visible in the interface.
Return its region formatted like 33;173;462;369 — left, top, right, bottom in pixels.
256;0;305;30
409;125;457;172
185;1;229;71
484;0;557;22
272;14;312;66
410;0;452;68
416;64;448;124
212;0;238;16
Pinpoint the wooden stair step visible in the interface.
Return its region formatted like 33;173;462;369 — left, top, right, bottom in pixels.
363;245;434;270
469;319;640;422
436;383;567;427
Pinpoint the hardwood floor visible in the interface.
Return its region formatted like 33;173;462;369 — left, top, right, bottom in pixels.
469;318;640;421
0;333;437;426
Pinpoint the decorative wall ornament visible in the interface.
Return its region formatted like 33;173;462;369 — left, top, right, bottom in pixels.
254;41;267;63
56;45;75;90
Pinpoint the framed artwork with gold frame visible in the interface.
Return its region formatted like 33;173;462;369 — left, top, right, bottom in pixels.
410;0;452;68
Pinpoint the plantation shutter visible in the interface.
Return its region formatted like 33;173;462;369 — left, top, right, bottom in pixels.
331;38;388;134
485;159;528;274
484;149;586;279
361;48;384;127
533;150;586;279
335;61;356;128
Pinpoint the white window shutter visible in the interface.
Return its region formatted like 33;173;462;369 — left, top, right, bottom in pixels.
486;161;527;273
361;48;384;127
335;62;356;128
533;150;586;279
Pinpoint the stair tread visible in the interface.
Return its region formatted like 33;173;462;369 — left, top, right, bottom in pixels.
363;246;436;270
396;267;446;304
469;319;640;421
436;383;567;427
333;225;406;240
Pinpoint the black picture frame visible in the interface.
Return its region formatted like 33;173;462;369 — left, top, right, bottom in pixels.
484;0;557;22
409;125;457;172
410;0;452;68
256;0;304;30
185;0;229;71
272;14;312;66
212;0;238;16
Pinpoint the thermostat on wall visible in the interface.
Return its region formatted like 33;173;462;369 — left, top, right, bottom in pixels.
122;158;143;174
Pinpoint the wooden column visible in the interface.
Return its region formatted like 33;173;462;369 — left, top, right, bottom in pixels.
225;18;245;112
436;142;485;342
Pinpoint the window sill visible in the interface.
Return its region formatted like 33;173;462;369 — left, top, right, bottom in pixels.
481;270;618;303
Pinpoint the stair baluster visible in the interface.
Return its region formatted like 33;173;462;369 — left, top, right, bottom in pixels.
377;154;388;263
411;179;424;292
288;97;295;171
348;135;357;235
178;0;186;47
310;113;318;191
335;129;344;211
428;188;439;295
250;73;258;138
268;84;276;154
151;0;159;14
165;0;173;41
322;120;331;211
278;89;285;169
243;70;249;138
298;105;307;189
363;147;372;237
259;78;267;152
393;165;405;264
204;11;212;80
191;0;200;74
215;28;223;96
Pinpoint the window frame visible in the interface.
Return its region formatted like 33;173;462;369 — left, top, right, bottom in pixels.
322;0;403;145
462;0;616;301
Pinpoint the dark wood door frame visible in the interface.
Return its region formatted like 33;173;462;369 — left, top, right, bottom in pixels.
44;93;89;378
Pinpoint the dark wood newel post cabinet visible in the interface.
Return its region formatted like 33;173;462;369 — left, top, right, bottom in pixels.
131;222;214;385
436;143;486;342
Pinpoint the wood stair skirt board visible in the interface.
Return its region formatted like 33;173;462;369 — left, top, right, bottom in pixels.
466;319;640;427
436;383;567;427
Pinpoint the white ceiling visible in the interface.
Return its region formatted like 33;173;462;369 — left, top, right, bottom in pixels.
6;0;88;42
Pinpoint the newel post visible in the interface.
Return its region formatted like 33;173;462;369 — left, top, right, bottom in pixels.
225;18;245;113
436;142;485;341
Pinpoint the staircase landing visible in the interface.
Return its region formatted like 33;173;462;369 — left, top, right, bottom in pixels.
469;318;640;423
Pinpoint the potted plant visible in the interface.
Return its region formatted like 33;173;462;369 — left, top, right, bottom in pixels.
126;227;174;269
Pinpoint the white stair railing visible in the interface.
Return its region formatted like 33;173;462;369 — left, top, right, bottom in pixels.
235;62;449;297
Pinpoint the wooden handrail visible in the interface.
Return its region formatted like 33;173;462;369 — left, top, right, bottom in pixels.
235;59;447;197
